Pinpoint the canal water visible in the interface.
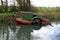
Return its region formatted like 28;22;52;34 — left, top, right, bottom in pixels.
0;22;60;40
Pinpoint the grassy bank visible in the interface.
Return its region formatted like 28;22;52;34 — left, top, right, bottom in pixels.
35;11;60;22
33;7;60;21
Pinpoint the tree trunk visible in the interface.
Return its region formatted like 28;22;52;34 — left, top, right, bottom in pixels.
5;0;8;12
1;0;3;6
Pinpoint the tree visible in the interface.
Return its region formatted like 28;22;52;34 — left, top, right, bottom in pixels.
5;0;8;12
1;0;3;6
0;0;3;12
0;0;8;12
16;0;31;11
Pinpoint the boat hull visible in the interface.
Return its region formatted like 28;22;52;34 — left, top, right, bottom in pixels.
16;18;51;26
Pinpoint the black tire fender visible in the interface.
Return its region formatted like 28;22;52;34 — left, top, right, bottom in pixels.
32;17;42;25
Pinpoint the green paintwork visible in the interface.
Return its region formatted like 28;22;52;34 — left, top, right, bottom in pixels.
20;11;33;21
22;13;33;21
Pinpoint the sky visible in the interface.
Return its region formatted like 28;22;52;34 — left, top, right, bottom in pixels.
31;0;60;7
0;0;60;7
0;0;18;6
30;0;60;7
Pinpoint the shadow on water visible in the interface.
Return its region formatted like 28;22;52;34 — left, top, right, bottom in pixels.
0;21;42;40
0;15;42;40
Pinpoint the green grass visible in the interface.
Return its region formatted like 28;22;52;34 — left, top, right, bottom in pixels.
0;13;13;21
36;11;60;22
0;13;16;26
0;13;14;16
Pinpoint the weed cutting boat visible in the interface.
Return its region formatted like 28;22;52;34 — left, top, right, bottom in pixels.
15;11;52;26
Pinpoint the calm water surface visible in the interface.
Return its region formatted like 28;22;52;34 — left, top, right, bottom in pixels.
0;22;60;40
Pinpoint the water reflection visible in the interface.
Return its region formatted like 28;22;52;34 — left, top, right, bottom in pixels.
0;23;60;40
0;25;33;40
16;25;33;40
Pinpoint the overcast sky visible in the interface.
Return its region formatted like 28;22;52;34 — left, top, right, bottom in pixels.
0;0;18;6
0;0;60;7
30;0;60;7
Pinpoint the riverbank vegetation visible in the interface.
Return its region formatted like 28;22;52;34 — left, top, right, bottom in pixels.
0;9;60;25
0;0;60;25
0;7;60;24
32;7;60;22
0;13;16;26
